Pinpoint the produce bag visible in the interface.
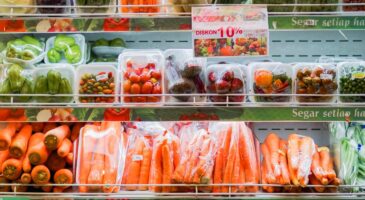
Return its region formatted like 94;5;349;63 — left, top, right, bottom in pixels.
3;36;45;67
33;64;74;103
250;62;292;103
0;0;36;14
122;129;153;191
164;49;206;103
295;63;338;103
76;122;126;193
0;64;33;103
120;50;164;104
119;0;161;13
149;129;180;193
45;34;85;65
338;62;365;103
206;63;247;104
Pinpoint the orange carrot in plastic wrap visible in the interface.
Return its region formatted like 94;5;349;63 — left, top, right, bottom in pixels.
279;139;290;185
298;136;315;187
9;124;32;158
287;134;300;186
138;147;152;191
222;125;232;172
0;150;9;173
222;140;236;193
265;133;281;179
184;133;206;183
311;146;326;185
57;138;72;158
309;174;325;192
172;137;180;170
239;123;259;192
213;148;223;193
162;144;173;193
87;134;105;191
195;137;214;184
0;123;17;150
261;143;275;184
149;139;164;192
262;159;274;193
231;150;240;193
327;157;337;182
238;163;246;192
126;138;145;190
44;125;70;150
318;147;336;182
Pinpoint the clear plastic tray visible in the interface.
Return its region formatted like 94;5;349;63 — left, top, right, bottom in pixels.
45;34;86;66
75;64;119;104
249;62;293;103
33;64;76;103
92;46;126;57
294;63;338;103
118;49;164;105
338;61;365;103
74;0;116;14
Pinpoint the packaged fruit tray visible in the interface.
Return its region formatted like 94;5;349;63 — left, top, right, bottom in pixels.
119;50;164;104
249;62;293;103
338;61;365;103
76;64;118;104
205;63;247;104
294;63;338;103
32;64;75;103
164;49;207;104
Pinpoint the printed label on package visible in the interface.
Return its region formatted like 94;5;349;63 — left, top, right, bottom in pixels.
192;5;269;58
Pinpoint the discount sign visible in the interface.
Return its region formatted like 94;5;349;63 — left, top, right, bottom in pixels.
192;5;269;57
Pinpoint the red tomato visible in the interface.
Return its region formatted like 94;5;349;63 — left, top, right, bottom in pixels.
151;70;161;80
130;83;141;94
129;74;141;83
141;82;153;94
140;73;151;83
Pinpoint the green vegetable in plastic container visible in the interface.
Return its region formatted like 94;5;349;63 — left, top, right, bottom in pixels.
47;70;61;95
34;75;50;102
109;38;125;47
94;39;109;47
65;45;82;64
54;34;76;52
47;48;62;63
22;35;42;48
8;64;25;92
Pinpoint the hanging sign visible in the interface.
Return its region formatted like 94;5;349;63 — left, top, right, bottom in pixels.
192;5;269;57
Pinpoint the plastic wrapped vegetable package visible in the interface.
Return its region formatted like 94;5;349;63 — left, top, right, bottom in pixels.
119;50;164;104
119;0;160;13
338;62;365;103
206;63;247;104
164;49;206;103
76;122;126;193
0;0;36;14
249;62;292;103
0;64;33;103
2;36;45;67
75;0;116;13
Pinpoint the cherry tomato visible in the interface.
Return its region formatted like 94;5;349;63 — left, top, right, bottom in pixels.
147;96;160;102
141;82;153;94
152;84;162;94
123;80;131;92
129;73;141;83
140;73;151;83
134;96;146;102
130;83;141;94
151;70;161;80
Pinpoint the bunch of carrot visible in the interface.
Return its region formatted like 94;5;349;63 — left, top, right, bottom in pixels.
211;122;260;193
261;133;340;193
77;121;126;193
120;0;159;13
122;129;152;191
0;122;82;193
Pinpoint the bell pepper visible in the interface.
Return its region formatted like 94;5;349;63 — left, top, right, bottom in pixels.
104;108;130;121
16;79;32;102
58;78;73;103
47;70;61;95
109;38;125;47
94;39;109;47
22;35;42;48
8;64;25;92
47;48;62;63
21;46;41;61
54;34;76;52
65;44;82;64
34;75;50;102
103;18;129;31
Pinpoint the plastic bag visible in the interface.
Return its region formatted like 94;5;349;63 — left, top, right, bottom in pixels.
76;122;126;193
122;129;152;191
149;130;179;193
206;63;247;104
119;0;161;13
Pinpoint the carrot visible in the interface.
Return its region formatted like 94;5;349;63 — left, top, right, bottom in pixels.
238;162;246;192
222;125;232;172
162;144;173;193
309;174;325;193
126;138;145;190
261;143;275;184
20;173;31;184
0;150;9;173
213;148;223;193
87;141;105;191
54;169;73;191
46;152;66;172
222;143;237;193
2;156;24;180
0;123;17;150
11;179;27;192
41;184;53;192
78;125;99;193
239;123;259;192
65;153;73;166
9;124;32;158
44;125;70;150
22;156;31;173
121;0;129;12
231;150;240;193
327;157;337;182
279;139;290;185
264;133;281;179
172;137;180;170
287;134;300;186
71;123;84;142
0;175;10;192
311;147;325;184
138;147;152;190
149;139;164;192
31;165;51;184
318;147;335;182
262;159;274;193
185;133;206;183
31;123;44;133
195;138;213;184
57;138;72;158
298;137;315;187
28;133;49;165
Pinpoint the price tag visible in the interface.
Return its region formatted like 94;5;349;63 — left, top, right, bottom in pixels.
96;73;108;81
192;5;269;57
132;154;143;161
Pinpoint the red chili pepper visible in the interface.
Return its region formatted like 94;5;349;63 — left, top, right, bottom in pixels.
104;108;130;121
103;18;130;31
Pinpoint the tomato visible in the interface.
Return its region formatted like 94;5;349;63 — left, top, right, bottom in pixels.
130;83;141;94
151;70;161;80
140;73;151;83
133;96;146;102
123;80;131;92
147;96;160;102
152;85;162;94
129;74;141;83
141;82;153;94
0;109;11;120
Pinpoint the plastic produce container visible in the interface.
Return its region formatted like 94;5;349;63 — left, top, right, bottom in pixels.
2;36;45;68
338;61;365;103
45;34;86;66
164;49;206;104
119;0;161;13
0;0;37;14
76;64;118;104
205;63;247;104
294;63;338;103
74;0;116;14
36;0;71;14
0;63;33;103
33;64;75;103
249;62;293;103
119;50;164;104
